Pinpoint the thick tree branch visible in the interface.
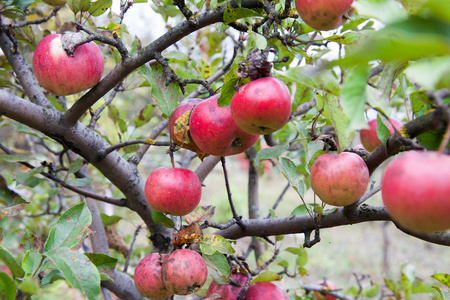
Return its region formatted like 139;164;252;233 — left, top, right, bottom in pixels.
216;205;450;246
61;0;264;126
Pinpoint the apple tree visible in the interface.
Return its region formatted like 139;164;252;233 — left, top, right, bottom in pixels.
0;0;449;299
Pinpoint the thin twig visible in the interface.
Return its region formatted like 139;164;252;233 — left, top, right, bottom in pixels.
11;7;61;28
99;139;171;159
123;225;142;273
221;156;246;230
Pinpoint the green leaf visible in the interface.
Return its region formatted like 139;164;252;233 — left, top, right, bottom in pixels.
362;282;380;298
217;77;239;107
0;271;16;300
84;253;118;277
385;278;401;299
203;252;230;278
67;158;84;175
405;56;450;90
432;273;450;288
139;64;179;118
251;271;283;284
285;246;308;267
275;66;341;96
47;247;100;300
43;202;92;253
164;50;190;63
223;6;260;24
277;157;304;199
100;213;122;226
66;177;93;187
376;114;391;147
17;276;38;295
432;286;450;300
254;143;289;166
316;94;354;152
0;245;25;278
88;0;112;17
325;31;369;45
200;234;236;255
151;210;175;228
196;59;214;80
401;271;413;299
341;64;370;133
290;204;322;217
248;31;267;50
41;269;64;286
353;0;407;23
67;0;91;14
340;18;450;65
134;104;155;128
47;95;67;112
22;251;47;275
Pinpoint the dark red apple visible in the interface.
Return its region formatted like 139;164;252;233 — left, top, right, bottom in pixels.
189;94;260;156
161;249;208;295
244;282;289;299
33;33;104;96
381;151;450;233
134;253;173;300
313;280;337;300
360;118;402;152
310;152;370;206
170;98;204;154
230;77;291;135
206;272;247;300
144;167;201;216
295;0;355;31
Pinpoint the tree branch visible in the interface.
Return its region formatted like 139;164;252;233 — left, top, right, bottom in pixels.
215;205;450;246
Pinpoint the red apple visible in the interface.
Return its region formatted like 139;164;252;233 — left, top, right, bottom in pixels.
230;77;291;135
170;98;204;154
161;249;208;295
33;33;104;96
310;152;370;206
206;272;247;300
144;167;201;216
134;253;173;300
313;280;337;300
244;282;289;299
295;0;355;31
360;118;402;152
189;94;260;156
381;151;450;233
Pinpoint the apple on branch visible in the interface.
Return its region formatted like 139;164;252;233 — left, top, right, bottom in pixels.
144;167;202;216
33;33;104;96
189;94;260;157
381;150;450;233
360;118;402;152
295;0;355;31
310;152;370;207
230;77;292;135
